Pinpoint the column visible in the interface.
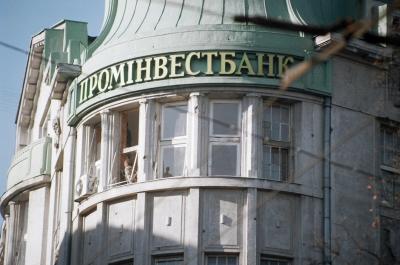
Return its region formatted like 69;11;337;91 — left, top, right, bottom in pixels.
138;99;157;182
184;188;200;265
96;202;107;265
134;192;150;265
25;187;50;265
57;128;77;265
243;188;257;265
99;110;121;191
4;202;15;265
187;93;209;176
242;94;263;178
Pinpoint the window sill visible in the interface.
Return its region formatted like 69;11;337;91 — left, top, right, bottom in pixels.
381;165;400;174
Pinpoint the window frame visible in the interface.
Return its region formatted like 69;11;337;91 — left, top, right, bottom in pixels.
117;108;140;186
208;100;242;177
205;253;239;265
380;123;400;209
262;103;292;182
158;102;189;178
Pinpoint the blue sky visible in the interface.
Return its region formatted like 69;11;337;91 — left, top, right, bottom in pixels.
0;1;103;206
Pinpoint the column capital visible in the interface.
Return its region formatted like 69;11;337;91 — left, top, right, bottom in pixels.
189;92;206;98
100;109;112;116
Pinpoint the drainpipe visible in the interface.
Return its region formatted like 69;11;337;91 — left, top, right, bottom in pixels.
323;97;332;265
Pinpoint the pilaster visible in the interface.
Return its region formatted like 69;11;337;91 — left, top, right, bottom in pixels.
187;93;209;176
134;192;150;265
185;188;200;265
138;99;157;182
58;128;77;265
25;186;50;265
244;188;257;265
99;110;121;191
4;203;15;265
242;94;263;178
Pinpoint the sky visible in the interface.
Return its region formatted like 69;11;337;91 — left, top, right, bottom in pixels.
0;1;104;206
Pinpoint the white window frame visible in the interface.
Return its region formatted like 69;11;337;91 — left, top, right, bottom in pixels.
116;108;140;187
158;102;188;178
205;253;239;265
262;103;291;182
208;100;242;177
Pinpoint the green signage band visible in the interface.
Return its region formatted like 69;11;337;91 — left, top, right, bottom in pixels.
78;50;296;105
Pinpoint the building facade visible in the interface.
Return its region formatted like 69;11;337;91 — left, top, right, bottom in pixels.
1;1;400;265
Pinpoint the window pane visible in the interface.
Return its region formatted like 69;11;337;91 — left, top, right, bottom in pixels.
207;256;237;265
227;256;237;265
271;106;281;140
263;106;272;139
263;146;271;178
281;148;289;181
281;124;289;142
211;145;238;176
281;106;290;123
217;257;225;265
162;146;185;177
207;257;217;265
271;147;280;180
212;102;240;135
163;105;187;139
126;109;139;147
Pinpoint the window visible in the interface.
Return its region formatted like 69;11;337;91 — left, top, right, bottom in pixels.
381;126;400;169
206;254;238;265
160;103;188;177
260;256;291;265
209;101;241;176
380;171;400;208
119;109;139;185
154;256;183;265
87;123;101;182
263;104;290;181
380;124;400;208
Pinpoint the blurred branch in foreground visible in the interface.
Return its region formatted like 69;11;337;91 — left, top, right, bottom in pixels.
234;0;400;89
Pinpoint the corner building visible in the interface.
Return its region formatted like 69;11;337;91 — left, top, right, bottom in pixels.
1;1;400;265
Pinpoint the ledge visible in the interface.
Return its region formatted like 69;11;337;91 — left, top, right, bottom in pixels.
0;175;51;216
78;176;323;215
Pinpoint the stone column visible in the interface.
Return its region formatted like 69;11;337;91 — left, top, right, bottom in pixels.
187;93;208;176
243;188;257;265
134;192;150;265
138;99;157;182
99;110;121;191
4;202;15;265
57;128;76;265
185;188;200;265
242;94;263;178
96;202;107;265
25;186;50;265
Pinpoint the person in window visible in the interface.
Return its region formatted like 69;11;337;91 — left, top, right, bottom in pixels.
163;166;173;178
123;158;136;183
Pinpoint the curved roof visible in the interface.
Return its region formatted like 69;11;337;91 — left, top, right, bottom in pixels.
88;0;362;56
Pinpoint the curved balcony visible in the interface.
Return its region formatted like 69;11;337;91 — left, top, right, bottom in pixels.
1;137;52;213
